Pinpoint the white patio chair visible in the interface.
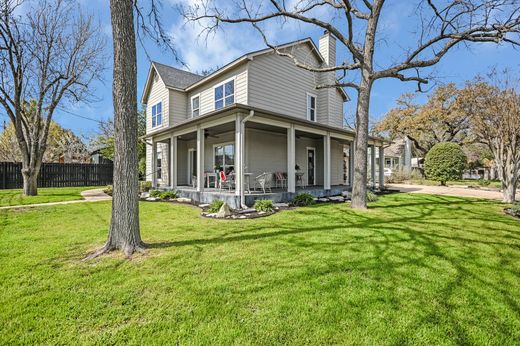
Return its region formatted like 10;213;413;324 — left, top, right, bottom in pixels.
191;175;197;188
255;172;273;193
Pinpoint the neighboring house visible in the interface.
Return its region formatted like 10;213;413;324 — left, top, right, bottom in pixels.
142;32;385;207
379;137;413;173
89;146;113;165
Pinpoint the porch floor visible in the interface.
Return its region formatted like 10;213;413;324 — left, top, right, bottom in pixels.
168;185;351;208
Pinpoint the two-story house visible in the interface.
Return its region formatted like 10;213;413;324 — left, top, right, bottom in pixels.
142;32;385;207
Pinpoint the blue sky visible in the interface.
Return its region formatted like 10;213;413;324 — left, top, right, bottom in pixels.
5;0;517;138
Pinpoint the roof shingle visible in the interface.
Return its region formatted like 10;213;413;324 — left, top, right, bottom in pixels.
152;61;204;89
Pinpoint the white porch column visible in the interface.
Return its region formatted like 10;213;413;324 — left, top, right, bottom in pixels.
370;145;376;189
235;114;243;198
287;124;296;193
378;145;385;190
196;126;204;192
151;139;157;188
170;135;177;188
348;141;355;186
323;132;331;190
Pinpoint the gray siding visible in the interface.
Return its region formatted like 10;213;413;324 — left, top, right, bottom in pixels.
146;71;169;133
248;44;344;129
169;89;188;125
187;64;248;117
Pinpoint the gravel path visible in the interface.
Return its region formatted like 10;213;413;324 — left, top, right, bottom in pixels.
388;183;504;201
0;188;111;210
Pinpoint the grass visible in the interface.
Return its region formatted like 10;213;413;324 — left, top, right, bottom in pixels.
0;186;95;207
0;193;519;344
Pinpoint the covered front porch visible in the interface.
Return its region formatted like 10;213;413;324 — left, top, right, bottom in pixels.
147;105;385;208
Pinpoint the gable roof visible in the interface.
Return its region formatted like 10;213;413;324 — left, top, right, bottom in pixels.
152;61;204;89
141;37;349;104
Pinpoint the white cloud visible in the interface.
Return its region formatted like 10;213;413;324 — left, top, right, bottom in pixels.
168;0;313;72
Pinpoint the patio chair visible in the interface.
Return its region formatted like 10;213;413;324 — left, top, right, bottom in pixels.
192;175;197;188
274;172;287;189
219;171;235;191
255;172;273;193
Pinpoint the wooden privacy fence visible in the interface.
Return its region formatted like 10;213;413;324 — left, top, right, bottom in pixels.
0;162;113;189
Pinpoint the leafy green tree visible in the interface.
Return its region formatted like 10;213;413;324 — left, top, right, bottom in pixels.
425;143;467;186
91;110;146;177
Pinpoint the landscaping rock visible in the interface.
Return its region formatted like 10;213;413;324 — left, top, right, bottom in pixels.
199;203;210;208
176;197;192;203
145;197;158;202
273;203;289;208
329;196;345;202
141;192;150;198
341;191;351;198
258;211;266;215
238;208;256;214
239;215;246;219
318;198;330;203
216;203;232;218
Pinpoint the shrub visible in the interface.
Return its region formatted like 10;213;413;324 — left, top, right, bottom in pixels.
149;190;161;198
292;193;315;207
387;170;411;184
424;142;467;186
254;199;275;212
208;199;224;213
140;181;152;192
477;179;491;187
512;203;520;215
103;185;113;196
366;190;378;202
159;191;177;200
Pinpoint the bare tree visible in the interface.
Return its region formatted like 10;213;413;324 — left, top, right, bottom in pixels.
0;0;105;195
462;73;519;203
182;0;520;208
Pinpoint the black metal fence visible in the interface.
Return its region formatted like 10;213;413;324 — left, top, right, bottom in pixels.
0;162;113;189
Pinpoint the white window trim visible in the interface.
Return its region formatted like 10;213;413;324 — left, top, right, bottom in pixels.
213;76;236;111
212;141;235;172
306;146;316;186
306;92;317;122
190;94;200;118
151;101;163;128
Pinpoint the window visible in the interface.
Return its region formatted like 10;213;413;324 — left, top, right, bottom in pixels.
156;155;162;179
152;102;162;128
191;95;200;117
307;93;317;121
214;79;234;110
214;143;235;174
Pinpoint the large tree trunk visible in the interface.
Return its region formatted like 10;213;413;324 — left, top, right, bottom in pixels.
351;78;372;209
21;167;38;196
87;0;143;258
502;161;518;203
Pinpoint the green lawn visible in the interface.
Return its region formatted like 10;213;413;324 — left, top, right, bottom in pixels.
0;194;519;345
0;186;95;207
408;179;503;189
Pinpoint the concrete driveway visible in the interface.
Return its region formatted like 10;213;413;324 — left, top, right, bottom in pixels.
388;183;504;201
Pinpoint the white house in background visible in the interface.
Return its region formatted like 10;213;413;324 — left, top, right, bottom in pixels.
142;32;386;208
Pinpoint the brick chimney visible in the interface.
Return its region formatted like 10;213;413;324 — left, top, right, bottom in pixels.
319;31;336;67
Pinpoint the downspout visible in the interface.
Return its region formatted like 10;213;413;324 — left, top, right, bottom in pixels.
240;110;255;208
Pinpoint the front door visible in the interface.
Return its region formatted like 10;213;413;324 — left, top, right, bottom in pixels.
188;149;197;185
307;148;315;185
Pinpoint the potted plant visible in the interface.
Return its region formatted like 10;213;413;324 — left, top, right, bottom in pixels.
214;163;222;173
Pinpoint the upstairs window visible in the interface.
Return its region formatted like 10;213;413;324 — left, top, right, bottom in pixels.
152;102;162;128
191;95;200;117
307;93;317;122
214;79;234;110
